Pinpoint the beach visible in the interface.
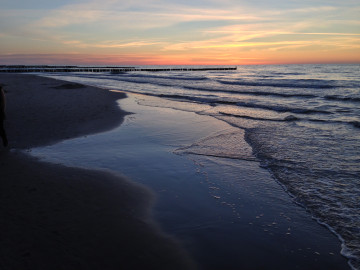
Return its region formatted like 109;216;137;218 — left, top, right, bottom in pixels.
0;74;196;270
0;73;353;269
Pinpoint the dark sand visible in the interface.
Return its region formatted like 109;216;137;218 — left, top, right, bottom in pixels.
1;74;127;149
0;74;196;270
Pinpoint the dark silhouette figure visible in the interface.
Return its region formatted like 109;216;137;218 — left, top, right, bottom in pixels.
0;86;8;147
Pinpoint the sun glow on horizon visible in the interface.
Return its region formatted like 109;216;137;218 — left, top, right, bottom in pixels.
0;0;359;65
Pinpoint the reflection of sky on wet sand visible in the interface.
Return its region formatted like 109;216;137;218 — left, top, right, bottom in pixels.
29;94;348;269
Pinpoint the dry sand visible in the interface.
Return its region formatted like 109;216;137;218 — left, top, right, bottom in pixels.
0;74;196;270
1;74;127;149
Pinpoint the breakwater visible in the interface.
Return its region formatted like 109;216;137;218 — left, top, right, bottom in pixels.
0;65;237;73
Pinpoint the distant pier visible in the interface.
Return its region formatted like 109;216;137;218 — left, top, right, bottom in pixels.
0;65;237;73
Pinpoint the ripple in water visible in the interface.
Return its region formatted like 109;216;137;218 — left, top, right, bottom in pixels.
245;123;360;270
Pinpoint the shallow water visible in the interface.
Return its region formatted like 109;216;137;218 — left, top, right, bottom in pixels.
29;94;348;269
38;64;360;269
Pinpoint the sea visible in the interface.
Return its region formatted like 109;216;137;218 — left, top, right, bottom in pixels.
40;64;359;269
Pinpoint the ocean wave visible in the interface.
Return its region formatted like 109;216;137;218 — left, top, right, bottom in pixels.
183;86;317;99
114;77;320;101
157;94;219;104
325;95;360;103
270;72;306;76
71;73;321;101
220;112;299;122
217;79;336;89
154;93;332;115
110;78;319;99
220;112;360;129
112;73;208;81
233;101;332;115
244;72;306;78
350;121;360;128
102;76;176;88
307;119;360;129
154;92;333;115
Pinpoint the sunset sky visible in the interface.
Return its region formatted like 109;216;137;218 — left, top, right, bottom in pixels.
0;0;359;65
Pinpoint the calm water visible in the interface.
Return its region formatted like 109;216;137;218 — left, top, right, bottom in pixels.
42;64;360;269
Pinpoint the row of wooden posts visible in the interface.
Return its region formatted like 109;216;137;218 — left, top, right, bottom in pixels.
0;66;237;73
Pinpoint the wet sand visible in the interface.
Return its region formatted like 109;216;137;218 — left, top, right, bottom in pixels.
0;74;196;270
31;93;351;270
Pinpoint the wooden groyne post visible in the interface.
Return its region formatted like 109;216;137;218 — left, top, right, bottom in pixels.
0;66;237;73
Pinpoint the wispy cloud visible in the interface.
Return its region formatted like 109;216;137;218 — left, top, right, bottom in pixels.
63;40;165;49
0;0;359;64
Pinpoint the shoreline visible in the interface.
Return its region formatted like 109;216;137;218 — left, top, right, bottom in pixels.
31;92;351;270
0;74;196;269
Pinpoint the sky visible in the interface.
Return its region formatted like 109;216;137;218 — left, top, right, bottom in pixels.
0;0;359;65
